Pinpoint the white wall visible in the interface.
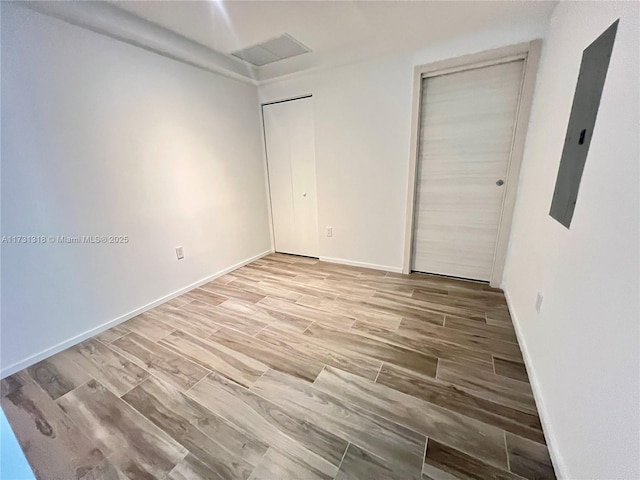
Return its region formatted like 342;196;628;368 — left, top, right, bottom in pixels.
0;4;271;375
258;22;549;272
503;2;640;478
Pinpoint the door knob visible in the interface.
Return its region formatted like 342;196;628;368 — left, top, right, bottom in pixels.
303;192;307;197
496;179;504;186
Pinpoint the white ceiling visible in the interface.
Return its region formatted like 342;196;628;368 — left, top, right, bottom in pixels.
112;1;557;81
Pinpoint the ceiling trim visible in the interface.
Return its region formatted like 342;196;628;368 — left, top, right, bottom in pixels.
22;1;259;85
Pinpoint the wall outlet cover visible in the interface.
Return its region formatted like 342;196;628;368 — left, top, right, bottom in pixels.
326;227;333;237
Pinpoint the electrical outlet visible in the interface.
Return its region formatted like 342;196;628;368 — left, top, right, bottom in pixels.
176;246;184;260
535;292;543;313
326;227;333;237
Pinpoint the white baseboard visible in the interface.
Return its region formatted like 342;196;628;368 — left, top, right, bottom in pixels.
0;248;274;378
503;289;567;479
318;256;403;274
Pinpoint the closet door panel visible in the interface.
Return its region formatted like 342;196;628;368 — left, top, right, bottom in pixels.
263;97;319;257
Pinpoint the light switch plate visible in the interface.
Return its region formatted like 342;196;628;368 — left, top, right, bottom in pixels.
176;246;184;260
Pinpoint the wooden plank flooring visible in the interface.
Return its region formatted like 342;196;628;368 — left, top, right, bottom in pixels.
1;253;556;479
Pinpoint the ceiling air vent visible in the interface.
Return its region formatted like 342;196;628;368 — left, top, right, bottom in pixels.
231;34;310;66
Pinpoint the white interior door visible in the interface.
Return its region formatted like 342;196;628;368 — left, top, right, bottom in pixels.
263;97;319;257
412;60;525;281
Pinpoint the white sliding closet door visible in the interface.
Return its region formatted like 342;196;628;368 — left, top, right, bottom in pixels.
263;97;319;257
412;60;525;281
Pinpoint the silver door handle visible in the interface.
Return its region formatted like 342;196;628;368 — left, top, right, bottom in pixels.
496;179;504;186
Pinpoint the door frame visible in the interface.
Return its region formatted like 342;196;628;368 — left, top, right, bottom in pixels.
402;40;542;287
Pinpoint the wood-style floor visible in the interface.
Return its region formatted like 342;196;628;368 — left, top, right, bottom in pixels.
1;253;556;480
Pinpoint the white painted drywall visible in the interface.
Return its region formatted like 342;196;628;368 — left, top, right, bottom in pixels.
502;1;640;478
258;22;549;272
0;4;271;375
